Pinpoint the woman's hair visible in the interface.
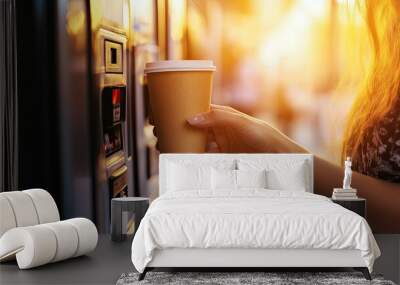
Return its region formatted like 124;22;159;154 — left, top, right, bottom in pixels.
342;0;400;166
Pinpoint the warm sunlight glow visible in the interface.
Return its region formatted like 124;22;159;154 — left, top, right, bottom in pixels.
170;0;186;41
187;0;372;159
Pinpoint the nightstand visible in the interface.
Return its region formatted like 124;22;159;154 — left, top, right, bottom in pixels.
111;197;149;241
331;198;366;218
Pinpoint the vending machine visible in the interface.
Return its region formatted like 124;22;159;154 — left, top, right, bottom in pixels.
89;0;189;230
90;1;134;232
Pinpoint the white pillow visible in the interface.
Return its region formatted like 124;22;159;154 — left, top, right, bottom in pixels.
238;159;308;191
236;169;267;188
212;169;237;190
167;162;211;191
266;166;307;191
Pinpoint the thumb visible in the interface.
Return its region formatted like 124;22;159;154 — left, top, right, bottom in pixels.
187;109;244;128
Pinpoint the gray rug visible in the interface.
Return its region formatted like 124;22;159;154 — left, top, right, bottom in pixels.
117;272;396;285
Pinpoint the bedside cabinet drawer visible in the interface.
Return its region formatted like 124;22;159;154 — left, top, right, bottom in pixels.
331;198;366;218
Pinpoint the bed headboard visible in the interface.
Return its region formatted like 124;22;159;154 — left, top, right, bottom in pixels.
159;153;314;195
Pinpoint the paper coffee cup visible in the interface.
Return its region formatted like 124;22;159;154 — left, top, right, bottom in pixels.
145;60;216;153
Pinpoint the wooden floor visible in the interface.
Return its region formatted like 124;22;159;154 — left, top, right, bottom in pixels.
0;235;133;285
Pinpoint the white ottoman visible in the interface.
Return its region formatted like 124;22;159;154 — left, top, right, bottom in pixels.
0;189;98;269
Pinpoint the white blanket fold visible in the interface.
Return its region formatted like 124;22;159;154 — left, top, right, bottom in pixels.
131;190;380;273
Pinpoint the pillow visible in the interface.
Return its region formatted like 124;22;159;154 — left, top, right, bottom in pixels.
266;166;307;191
237;159;308;191
236;169;267;188
211;168;237;190
167;162;211;191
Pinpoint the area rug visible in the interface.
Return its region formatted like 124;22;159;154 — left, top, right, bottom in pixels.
116;271;396;285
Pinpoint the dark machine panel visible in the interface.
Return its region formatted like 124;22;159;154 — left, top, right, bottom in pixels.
102;86;126;128
104;124;123;157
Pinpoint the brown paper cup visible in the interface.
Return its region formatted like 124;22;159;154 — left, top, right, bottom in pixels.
145;60;215;153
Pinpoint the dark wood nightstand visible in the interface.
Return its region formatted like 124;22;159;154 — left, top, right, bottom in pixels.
331;198;366;218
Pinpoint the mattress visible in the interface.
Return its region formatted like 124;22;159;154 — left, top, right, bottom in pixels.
131;190;380;273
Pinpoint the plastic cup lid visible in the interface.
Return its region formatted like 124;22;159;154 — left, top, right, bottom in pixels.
144;60;216;73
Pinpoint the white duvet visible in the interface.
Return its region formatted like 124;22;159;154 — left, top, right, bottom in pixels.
131;190;380;273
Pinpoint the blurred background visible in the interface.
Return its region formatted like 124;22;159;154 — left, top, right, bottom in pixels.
184;0;371;162
2;0;373;230
133;0;373;203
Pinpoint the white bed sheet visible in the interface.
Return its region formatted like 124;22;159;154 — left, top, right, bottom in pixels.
131;190;380;273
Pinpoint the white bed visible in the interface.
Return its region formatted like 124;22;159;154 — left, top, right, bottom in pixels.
131;154;380;280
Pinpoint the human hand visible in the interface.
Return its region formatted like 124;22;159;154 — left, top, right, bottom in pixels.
186;104;308;153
